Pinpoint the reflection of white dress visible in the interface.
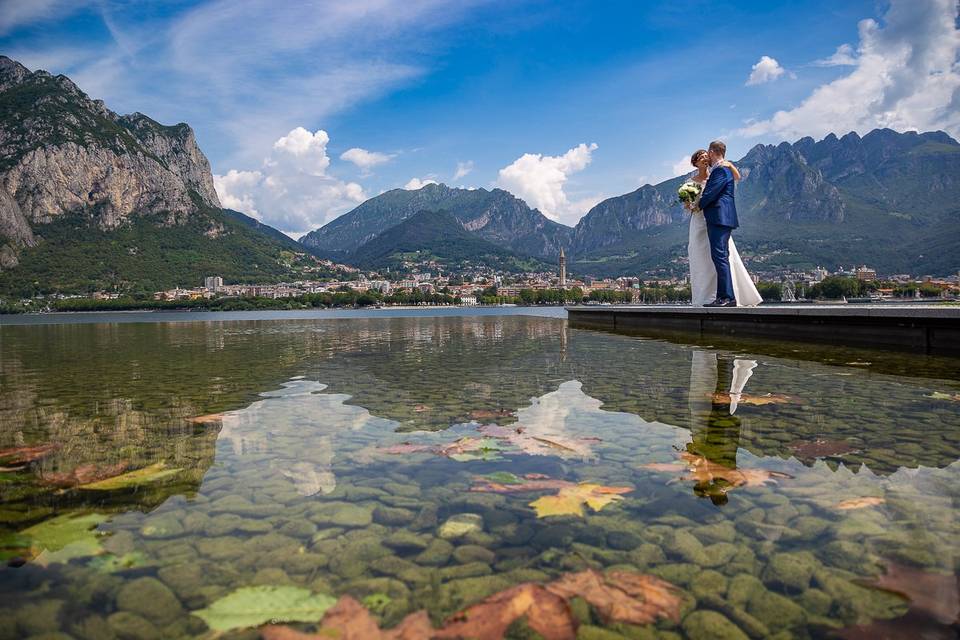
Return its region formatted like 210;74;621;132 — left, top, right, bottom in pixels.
688;175;763;307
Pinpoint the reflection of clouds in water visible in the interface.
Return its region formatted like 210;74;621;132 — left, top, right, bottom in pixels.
516;380;689;455
215;380;377;495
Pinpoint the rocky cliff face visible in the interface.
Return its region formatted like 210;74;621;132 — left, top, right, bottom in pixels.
0;56;220;268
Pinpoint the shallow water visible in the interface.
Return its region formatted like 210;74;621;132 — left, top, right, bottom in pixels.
1;313;959;639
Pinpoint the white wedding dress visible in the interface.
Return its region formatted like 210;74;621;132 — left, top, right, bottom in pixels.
687;174;763;307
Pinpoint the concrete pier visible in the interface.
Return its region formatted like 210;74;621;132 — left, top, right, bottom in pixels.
565;304;960;355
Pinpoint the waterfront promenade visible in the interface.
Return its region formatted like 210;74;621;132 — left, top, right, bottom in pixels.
566;304;960;355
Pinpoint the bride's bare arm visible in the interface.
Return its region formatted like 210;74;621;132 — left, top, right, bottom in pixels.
722;160;742;181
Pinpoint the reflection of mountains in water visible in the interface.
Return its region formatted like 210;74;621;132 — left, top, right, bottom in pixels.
1;314;957;527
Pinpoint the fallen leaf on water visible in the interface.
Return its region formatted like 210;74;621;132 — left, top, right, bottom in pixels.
529;483;633;518
925;391;960;402
680;452;792;490
439;437;505;462
78;462;182;491
379;443;435;455
188;413;226;424
641;462;688;472
413;404;431;413
194;586;337;632
22;512;110;565
263;595;433;640
0;443;59;464
858;561;960;625
436;583;577;640
835;496;885;510
546;569;682;625
260;570;681;640
834;609;958;640
788;438;858;458
41;462;130;488
469;408;515;421
471;474;576;494
711;392;797;406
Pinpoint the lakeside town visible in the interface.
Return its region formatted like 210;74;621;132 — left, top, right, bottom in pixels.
14;249;958;314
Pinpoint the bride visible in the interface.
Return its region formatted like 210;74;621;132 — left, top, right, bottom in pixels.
686;149;762;308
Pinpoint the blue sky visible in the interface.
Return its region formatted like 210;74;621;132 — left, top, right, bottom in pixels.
2;0;957;235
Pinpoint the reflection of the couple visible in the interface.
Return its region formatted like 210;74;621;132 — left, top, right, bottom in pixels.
685;350;757;505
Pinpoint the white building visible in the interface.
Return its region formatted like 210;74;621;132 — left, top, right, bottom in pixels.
204;276;223;291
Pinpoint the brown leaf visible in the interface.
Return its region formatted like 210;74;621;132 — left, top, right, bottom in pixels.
188;413;225;424
711;392;797;405
436;583;578;640
380;443;435;455
640;462;687;473
788;438;858;458
41;462;130;488
469;409;514;420
833;609;959;640
413;404;431;413
678;452;792;493
859;561;960;625
835;496;885;510
546;569;682;626
262;596;433;640
470;475;576;494
0;443;59;464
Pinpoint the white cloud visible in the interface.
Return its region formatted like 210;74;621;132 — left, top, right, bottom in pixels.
340;147;393;174
214;127;367;237
404;177;439;190
746;56;787;85
672;155;693;177
740;0;960;140
496;143;598;223
814;43;858;67
0;0;88;35
452;160;474;181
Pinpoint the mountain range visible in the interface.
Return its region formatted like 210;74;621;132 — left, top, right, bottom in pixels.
302;129;959;277
1;54;957;298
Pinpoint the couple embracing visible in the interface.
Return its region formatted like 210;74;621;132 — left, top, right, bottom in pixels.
681;141;762;308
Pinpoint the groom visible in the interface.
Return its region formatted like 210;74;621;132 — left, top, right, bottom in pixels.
698;140;738;308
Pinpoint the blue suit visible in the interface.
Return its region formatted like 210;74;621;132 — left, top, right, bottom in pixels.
698;166;738;302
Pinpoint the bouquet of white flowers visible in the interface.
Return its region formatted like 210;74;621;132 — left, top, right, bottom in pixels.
678;180;702;213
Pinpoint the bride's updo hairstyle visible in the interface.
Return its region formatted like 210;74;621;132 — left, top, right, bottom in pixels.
690;149;707;167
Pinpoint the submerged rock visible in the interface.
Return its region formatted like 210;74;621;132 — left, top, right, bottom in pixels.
383;530;430;552
664;530;709;565
682;610;749;640
106;612;160;640
372;506;415;527
452;544;495;564
438;513;483;540
763;551;817;591
415;538;454;566
310;502;374;528
115;577;183;626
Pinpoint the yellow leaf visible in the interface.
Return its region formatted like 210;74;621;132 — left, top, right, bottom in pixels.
529;483;632;518
835;496;885;510
78;462;181;490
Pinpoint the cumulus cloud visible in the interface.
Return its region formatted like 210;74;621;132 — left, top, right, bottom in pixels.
740;0;960;140
404;177;439;190
340;147;393;174
672;155;694;177
452;160;474;181
746;56;787;85
214;127;367;237
814;43;858;67
496;143;598;223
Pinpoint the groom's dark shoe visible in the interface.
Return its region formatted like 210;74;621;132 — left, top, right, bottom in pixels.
704;298;736;308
